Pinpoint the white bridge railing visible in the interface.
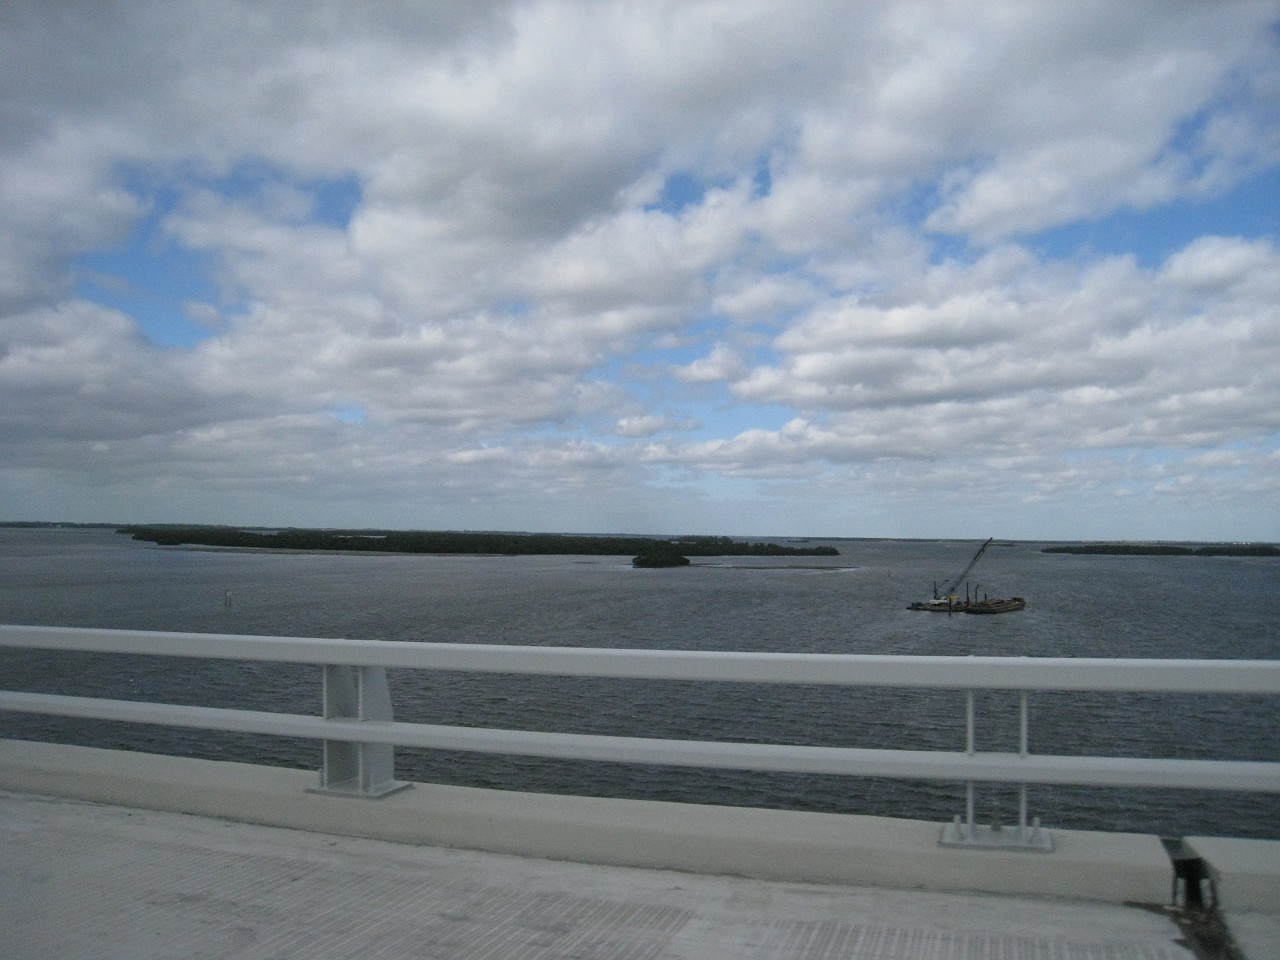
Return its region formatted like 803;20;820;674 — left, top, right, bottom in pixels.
2;624;1279;851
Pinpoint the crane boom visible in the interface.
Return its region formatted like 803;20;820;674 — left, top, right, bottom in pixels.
936;538;993;598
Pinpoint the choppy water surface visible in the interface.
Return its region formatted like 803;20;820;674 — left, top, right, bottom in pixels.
1;528;1277;838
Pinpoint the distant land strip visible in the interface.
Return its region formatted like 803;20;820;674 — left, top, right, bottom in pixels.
119;525;840;558
1043;543;1279;557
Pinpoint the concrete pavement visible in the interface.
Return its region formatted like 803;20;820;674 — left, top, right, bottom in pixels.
3;789;1196;960
2;739;1278;958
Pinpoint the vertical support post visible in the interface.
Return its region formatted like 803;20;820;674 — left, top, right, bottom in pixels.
940;687;1052;851
965;689;975;837
1018;690;1029;840
312;663;410;798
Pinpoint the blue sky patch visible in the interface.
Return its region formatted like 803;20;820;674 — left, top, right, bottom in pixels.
190;159;362;227
890;179;976;265
330;405;368;425
309;175;362;229
1026;166;1280;267
72;162;363;348
647;170;735;215
751;156;772;199
74;202;222;349
683;394;793;441
646;160;771;216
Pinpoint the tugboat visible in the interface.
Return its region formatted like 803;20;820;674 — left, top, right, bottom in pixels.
909;538;1025;614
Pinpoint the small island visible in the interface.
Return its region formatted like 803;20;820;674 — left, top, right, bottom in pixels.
120;525;840;561
631;541;692;567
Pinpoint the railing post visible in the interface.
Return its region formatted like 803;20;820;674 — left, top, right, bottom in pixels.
312;664;410;798
1018;690;1028;842
940;688;1053;852
965;690;976;837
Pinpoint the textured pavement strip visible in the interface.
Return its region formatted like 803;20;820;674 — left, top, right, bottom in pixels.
1;790;1194;960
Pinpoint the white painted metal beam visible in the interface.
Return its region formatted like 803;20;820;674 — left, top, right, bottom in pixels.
3;624;1279;693
3;691;1278;793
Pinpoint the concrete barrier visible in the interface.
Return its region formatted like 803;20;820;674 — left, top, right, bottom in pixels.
0;738;1180;905
1186;835;1280;913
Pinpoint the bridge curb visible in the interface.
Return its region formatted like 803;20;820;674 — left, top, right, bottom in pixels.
1;738;1179;905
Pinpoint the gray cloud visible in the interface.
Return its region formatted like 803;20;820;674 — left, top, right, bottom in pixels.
1;0;1277;537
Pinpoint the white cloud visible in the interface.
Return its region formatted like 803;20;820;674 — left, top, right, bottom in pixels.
676;345;749;384
1160;235;1280;292
615;415;697;438
692;236;1280;467
1;0;1278;538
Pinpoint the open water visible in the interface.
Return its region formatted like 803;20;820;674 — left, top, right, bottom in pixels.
1;527;1277;839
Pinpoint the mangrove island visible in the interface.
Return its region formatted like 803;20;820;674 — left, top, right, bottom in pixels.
120;525;840;561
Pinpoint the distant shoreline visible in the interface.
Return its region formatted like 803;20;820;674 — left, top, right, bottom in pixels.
3;523;1274;556
149;545;859;568
1043;543;1278;557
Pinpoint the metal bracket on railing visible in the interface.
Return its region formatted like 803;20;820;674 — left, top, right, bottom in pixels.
939;812;1054;852
939;689;1054;851
310;664;411;799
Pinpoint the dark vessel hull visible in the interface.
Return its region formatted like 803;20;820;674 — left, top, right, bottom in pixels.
908;596;1026;613
963;597;1026;614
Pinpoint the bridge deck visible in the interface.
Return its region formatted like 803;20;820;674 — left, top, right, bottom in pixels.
3;789;1197;960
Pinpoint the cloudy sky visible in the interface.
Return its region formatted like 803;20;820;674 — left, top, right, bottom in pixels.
3;1;1279;540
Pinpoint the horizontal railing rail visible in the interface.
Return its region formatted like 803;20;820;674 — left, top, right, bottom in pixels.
3;624;1277;691
3;624;1279;850
3;690;1276;792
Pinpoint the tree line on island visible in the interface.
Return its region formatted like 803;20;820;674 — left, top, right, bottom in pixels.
120;525;839;566
1042;543;1279;557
